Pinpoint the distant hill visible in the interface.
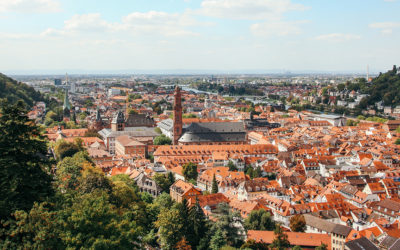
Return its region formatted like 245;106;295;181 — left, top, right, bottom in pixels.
358;65;400;108
0;73;44;107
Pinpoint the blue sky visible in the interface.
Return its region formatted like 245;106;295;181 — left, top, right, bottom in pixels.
0;0;399;74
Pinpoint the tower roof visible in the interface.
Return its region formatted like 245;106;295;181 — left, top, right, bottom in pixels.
63;89;70;110
112;110;125;124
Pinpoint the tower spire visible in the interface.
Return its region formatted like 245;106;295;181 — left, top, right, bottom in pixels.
173;86;183;145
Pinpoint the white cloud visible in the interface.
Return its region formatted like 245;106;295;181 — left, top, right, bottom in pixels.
41;11;201;38
199;0;307;20
0;0;60;13
251;21;306;37
315;33;361;42
369;22;400;34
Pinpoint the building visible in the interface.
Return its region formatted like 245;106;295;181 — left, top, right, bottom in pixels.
131;171;162;197
244;113;281;131
54;78;62;86
304;214;352;250
165;86;247;145
307;113;347;127
63;89;71;120
247;230;331;249
115;135;146;157
173;86;183;145
170;179;202;204
345;237;379;250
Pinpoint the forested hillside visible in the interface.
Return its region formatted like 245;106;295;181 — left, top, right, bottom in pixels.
0;73;43;107
358;65;400;108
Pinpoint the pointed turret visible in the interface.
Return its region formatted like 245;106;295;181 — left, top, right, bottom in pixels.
63;89;71;119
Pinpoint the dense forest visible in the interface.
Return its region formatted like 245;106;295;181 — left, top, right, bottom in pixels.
0;73;44;108
356;65;400;108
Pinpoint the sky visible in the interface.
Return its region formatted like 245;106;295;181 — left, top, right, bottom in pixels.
0;0;399;74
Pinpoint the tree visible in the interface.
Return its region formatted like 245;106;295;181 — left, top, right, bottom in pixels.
84;128;101;138
212;203;244;248
0;202;62;249
240;239;269;250
54;139;81;160
154;127;162;134
0;100;53;219
188;198;208;248
244;209;275;231
155;208;185;249
290;215;306;232
56;151;92;192
58;192;140;249
176;237;192;250
182;162;198;182
292;246;302;250
154;134;172;145
315;243;328;250
212;174;219;194
227;161;237;171
154;173;175;193
210;229;227;250
270;224;290;250
395;138;400;145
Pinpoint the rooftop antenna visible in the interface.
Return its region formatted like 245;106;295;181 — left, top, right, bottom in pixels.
366;65;369;81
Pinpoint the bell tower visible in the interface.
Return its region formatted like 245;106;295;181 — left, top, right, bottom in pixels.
173;86;183;145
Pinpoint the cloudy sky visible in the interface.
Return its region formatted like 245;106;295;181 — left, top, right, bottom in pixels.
1;0;399;74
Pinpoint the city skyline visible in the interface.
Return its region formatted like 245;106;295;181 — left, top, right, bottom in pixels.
1;0;399;74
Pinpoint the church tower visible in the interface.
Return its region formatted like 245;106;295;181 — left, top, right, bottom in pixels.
173;86;183;145
63;89;71;121
111;111;125;131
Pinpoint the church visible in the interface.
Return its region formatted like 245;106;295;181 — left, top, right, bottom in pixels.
159;86;247;146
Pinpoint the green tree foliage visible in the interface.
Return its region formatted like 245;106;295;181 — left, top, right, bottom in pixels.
57;191;141;249
227;160;238;171
395;138;400;145
155;207;185;249
0;202;63;249
154;172;175;193
182;162;198;182
84;128;101;138
316;243;328;250
188;199;208;248
270;224;290;250
128;93;142;102
0;100;53;219
212;203;244;248
292;246;303;250
210;229;227;250
212;174;219;194
356;66;400;107
246;166;262;179
154;134;172;145
183;113;198;118
240;239;269;250
0;74;44;107
54;139;83;160
154;127;162;134
289;214;306;232
244;209;275;231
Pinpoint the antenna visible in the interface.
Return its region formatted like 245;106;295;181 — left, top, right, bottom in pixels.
65;73;69;85
366;65;369;81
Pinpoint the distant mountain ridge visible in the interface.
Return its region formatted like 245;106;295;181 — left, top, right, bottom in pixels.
0;73;43;107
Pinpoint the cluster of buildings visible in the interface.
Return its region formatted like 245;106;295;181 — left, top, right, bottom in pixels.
38;78;400;250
